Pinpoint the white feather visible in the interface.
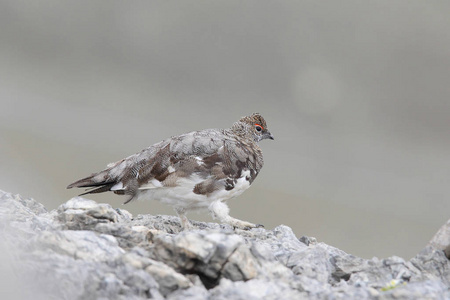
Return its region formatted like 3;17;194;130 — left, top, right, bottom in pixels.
195;156;205;166
110;182;124;191
138;179;164;189
135;170;251;211
213;170;251;200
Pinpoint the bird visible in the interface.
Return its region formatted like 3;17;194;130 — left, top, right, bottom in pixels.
67;113;274;230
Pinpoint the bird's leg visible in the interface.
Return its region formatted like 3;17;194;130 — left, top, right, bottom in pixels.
174;207;193;230
209;201;263;230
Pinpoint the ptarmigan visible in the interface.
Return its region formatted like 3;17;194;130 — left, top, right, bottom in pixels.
67;113;274;229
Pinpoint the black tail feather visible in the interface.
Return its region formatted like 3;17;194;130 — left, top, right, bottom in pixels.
67;171;115;189
78;182;116;196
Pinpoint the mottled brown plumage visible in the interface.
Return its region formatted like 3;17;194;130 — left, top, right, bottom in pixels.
67;113;274;229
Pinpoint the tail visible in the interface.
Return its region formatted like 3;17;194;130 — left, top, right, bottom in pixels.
67;171;117;196
67;158;138;203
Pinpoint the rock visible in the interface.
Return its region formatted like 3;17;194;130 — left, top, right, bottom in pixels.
428;219;450;259
380;280;449;300
207;278;305;300
151;230;253;288
56;197;131;230
410;246;450;286
30;230;125;261
119;250;192;296
0;189;449;299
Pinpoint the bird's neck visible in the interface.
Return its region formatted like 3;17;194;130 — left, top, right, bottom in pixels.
228;123;257;142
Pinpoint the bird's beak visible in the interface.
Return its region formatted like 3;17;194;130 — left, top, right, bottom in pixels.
264;131;274;140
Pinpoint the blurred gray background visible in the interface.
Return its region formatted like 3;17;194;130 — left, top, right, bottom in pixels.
1;1;449;259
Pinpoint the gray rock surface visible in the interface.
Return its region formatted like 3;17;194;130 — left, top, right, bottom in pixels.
428;219;450;259
0;189;449;299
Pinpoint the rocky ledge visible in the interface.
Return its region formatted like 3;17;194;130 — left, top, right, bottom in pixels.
0;189;448;299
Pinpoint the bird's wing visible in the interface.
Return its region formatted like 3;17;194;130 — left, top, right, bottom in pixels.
67;129;243;198
133;129;256;194
149;129;264;197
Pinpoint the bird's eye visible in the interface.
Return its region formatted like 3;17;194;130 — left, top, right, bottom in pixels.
255;124;263;132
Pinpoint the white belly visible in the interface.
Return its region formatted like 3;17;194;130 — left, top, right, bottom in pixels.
135;171;251;211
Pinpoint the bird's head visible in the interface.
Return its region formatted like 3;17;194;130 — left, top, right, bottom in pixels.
232;113;274;142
